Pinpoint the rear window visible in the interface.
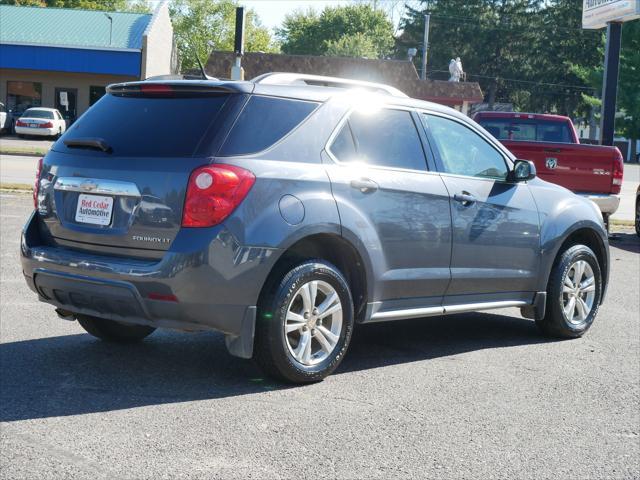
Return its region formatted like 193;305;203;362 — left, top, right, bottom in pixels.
58;94;230;157
24;109;54;119
220;96;318;156
478;118;572;143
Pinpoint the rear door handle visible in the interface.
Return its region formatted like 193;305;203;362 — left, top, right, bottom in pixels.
544;148;562;153
453;191;476;206
350;178;378;193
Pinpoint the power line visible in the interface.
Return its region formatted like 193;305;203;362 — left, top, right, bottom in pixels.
427;15;599;34
427;69;597;92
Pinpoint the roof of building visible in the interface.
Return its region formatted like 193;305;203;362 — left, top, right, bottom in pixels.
206;51;484;104
0;5;152;50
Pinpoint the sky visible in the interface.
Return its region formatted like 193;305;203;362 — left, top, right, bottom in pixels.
241;0;351;31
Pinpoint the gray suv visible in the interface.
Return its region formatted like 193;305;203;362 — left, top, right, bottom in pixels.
21;73;609;383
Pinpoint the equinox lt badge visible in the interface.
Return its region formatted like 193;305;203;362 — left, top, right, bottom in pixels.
132;235;171;244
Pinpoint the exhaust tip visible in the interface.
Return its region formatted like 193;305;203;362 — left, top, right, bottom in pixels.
55;308;76;321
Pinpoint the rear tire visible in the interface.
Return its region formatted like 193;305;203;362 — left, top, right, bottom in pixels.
254;260;354;384
77;315;156;343
536;245;602;338
635;199;640;237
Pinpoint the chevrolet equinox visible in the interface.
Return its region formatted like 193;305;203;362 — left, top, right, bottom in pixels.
21;73;609;383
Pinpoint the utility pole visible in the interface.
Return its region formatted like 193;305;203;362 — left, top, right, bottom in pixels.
599;21;622;146
231;7;245;80
421;14;430;80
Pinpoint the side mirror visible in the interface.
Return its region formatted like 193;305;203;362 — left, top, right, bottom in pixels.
508;159;536;182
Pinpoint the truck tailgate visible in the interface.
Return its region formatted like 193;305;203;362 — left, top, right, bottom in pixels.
502;141;615;194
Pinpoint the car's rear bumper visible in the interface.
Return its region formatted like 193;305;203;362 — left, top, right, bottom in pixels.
579;193;620;215
15;126;57;136
20;211;280;358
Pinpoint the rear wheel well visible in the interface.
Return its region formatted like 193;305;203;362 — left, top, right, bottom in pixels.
556;228;607;292
259;234;368;320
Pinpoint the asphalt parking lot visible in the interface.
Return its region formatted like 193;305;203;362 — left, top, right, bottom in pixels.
1;192;638;479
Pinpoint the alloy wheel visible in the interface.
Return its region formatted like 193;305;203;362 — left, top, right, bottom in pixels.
284;280;343;366
561;260;596;324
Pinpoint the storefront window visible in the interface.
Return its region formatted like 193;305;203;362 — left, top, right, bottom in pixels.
89;86;106;106
6;81;42;116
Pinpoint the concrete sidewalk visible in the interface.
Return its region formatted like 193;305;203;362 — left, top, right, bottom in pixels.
0;134;54;152
612;163;639;222
0;154;40;185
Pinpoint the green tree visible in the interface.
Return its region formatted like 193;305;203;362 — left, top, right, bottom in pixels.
617;21;640;160
170;0;277;71
325;33;379;59
0;0;148;11
398;0;602;116
277;4;394;59
574;21;640;159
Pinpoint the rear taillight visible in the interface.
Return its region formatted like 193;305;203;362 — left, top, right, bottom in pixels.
40;122;53;128
611;149;624;194
33;157;43;209
16;120;27;127
182;164;255;228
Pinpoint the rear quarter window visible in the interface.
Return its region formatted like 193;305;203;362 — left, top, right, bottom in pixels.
219;96;319;156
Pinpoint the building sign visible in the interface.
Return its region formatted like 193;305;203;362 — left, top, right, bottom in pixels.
583;0;640;29
59;91;69;109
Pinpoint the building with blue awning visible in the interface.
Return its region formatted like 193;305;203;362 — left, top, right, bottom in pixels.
0;3;175;125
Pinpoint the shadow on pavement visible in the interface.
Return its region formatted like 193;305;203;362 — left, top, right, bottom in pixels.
1;311;553;422
609;232;640;254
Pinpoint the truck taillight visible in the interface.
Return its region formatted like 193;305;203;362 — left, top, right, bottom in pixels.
611;149;624;194
33;157;43;209
182;164;255;228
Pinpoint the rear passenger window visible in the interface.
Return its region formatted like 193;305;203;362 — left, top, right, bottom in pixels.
220;96;318;156
330;108;427;171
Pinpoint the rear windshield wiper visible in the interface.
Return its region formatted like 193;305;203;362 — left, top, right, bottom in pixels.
64;137;112;153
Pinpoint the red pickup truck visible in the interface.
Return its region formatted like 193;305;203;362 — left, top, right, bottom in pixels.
474;112;624;227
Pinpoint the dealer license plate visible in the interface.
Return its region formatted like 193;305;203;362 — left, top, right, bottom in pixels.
75;194;113;226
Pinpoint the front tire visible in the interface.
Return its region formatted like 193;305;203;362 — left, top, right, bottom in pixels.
536;245;602;338
77;315;156;343
255;260;354;383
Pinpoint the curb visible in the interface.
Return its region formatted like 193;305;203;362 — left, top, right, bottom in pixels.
0;183;32;193
0;150;48;157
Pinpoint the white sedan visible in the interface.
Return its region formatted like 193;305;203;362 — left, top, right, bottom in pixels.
15;107;66;138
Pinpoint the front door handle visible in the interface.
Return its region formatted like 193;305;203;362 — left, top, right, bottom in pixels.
350;178;379;193
453;191;476;206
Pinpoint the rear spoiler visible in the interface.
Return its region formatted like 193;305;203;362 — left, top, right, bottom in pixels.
106;80;254;96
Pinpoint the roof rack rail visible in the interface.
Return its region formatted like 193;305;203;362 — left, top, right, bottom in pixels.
252;72;408;98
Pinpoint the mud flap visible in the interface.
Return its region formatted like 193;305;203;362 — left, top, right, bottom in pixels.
225;306;256;359
520;292;547;320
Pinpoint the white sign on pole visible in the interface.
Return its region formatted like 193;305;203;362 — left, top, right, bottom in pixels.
582;0;640;29
59;91;69;107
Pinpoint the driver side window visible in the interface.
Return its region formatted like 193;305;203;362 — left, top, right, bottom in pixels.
422;114;508;180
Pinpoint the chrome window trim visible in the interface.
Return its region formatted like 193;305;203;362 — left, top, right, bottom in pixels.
54;177;141;197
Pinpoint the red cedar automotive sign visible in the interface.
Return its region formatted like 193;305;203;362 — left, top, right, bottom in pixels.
582;0;640;29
